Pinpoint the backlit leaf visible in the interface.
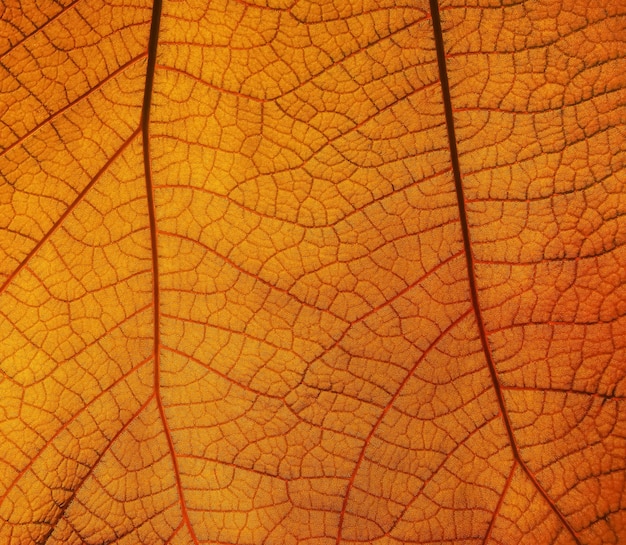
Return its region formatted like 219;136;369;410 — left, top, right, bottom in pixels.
1;0;625;544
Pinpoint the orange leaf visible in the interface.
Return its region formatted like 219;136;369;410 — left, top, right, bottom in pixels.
1;0;625;544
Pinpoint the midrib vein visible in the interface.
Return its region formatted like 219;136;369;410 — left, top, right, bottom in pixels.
428;1;581;542
141;1;197;542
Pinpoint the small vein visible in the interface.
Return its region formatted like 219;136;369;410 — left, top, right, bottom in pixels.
336;308;472;544
0;356;152;509
0;0;81;61
40;393;155;545
0;55;146;158
482;461;517;545
501;385;626;402
0;129;140;297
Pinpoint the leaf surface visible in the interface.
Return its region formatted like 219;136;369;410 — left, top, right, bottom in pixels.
0;0;625;544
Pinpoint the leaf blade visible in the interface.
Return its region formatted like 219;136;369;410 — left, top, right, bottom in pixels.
0;0;624;544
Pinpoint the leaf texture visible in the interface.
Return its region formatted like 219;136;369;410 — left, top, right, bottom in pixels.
0;0;625;544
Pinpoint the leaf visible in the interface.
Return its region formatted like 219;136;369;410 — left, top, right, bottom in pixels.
0;0;624;544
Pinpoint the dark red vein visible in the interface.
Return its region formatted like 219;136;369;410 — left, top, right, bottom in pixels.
387;415;499;536
0;0;81;61
0;55;146;158
336;308;473;544
141;1;197;542
41;392;155;544
428;1;581;542
482;461;517;544
0;129;139;296
0;355;153;508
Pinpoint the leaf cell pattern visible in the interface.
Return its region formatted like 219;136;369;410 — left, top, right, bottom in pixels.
0;0;625;544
